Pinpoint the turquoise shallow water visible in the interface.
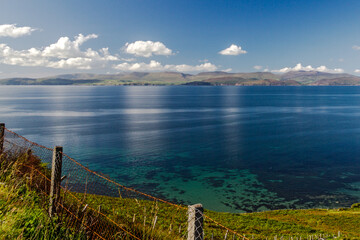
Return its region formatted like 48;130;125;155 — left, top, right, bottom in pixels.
1;86;360;212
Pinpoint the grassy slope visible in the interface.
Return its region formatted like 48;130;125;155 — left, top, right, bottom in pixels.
0;180;86;239
1;152;360;239
79;193;360;240
2;184;359;240
207;207;360;239
0;152;88;240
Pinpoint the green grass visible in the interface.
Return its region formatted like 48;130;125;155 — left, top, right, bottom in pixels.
76;192;360;239
0;151;89;240
205;207;360;239
1;150;360;239
0;173;86;239
71;192;188;239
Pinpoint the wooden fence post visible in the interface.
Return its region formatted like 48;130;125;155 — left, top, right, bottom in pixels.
187;203;204;240
0;123;5;152
49;146;63;217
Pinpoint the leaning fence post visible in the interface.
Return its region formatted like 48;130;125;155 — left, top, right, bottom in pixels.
49;146;63;217
187;203;204;240
0;123;5;152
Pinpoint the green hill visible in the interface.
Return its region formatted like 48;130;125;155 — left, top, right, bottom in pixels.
1;71;360;86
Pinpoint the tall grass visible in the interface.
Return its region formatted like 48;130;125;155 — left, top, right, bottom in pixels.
0;151;87;239
0;149;185;239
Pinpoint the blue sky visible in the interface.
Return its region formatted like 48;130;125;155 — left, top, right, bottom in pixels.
1;0;360;77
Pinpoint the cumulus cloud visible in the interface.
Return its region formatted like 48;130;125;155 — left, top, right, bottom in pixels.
352;45;360;50
219;44;247;55
114;60;217;72
0;32;225;72
272;63;344;73
0;34;118;69
42;34;98;58
170;62;217;72
124;40;173;57
355;69;360;73
114;60;163;71
47;57;94;70
120;57;136;62
253;65;263;70
0;24;37;38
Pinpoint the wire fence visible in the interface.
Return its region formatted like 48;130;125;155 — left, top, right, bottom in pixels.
1;126;251;240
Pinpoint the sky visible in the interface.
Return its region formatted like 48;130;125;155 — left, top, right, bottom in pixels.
1;0;360;78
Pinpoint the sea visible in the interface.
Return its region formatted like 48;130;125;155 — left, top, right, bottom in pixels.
1;85;360;213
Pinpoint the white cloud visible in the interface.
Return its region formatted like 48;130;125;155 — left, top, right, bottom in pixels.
0;24;37;38
42;34;98;58
114;60;163;71
47;57;94;70
253;65;263;70
114;60;217;72
124;40;173;57
355;69;360;73
353;45;360;50
120;57;136;62
169;63;217;72
0;34;118;69
272;63;344;73
219;44;247;55
0;33;227;73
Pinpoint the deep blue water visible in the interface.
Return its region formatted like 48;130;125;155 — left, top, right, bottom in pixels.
1;86;360;212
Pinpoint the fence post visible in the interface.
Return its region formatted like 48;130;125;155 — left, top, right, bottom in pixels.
49;146;63;217
0;123;5;152
187;203;204;240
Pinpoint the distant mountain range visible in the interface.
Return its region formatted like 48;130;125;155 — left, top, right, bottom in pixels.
1;71;360;86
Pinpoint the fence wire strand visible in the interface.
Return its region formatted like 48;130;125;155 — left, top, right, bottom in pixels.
2;127;251;240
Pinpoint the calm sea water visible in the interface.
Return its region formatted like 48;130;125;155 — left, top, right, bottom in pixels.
1;86;360;212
